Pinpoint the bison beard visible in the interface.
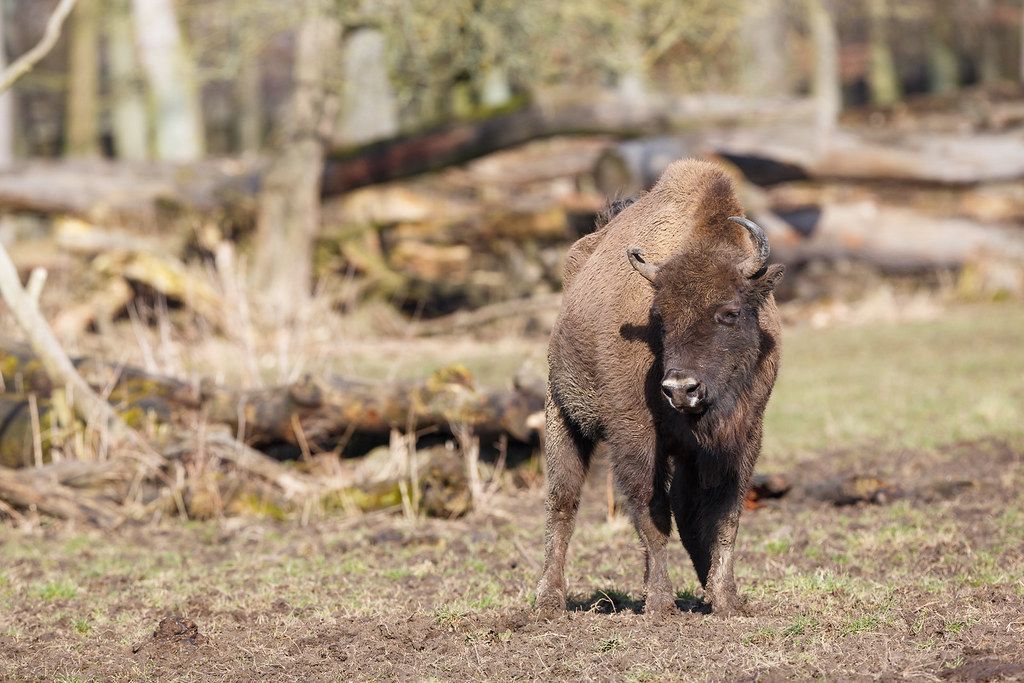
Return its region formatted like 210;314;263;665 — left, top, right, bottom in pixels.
537;159;783;618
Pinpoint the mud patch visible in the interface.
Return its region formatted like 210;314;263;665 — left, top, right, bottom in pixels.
133;616;206;654
942;655;1024;681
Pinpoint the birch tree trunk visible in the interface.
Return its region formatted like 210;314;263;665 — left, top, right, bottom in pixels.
131;0;204;161
236;50;263;155
975;0;1002;85
927;4;959;94
1020;0;1024;84
64;0;100;156
252;0;340;316
806;0;841;143
337;25;397;146
479;63;512;109
1015;0;1024;84
0;1;15;167
107;0;148;160
741;0;791;96
866;0;902;106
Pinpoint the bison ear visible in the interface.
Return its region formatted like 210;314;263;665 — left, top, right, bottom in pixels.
626;247;659;284
753;263;785;295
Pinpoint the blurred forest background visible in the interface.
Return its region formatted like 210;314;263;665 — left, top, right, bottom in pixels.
0;0;1023;525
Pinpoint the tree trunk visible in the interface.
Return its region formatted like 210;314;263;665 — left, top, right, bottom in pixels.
236;50;263;155
866;0;902;106
337;25;398;146
252;0;339;316
977;0;1002;86
131;0;205;161
1020;0;1024;84
64;0;100;156
806;0;841;142
927;4;960;94
741;0;791;96
107;0;148;160
0;0;14;167
479;63;512;109
614;16;651;105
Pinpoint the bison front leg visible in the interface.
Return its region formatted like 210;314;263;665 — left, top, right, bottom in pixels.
611;440;675;615
671;464;750;616
536;396;593;618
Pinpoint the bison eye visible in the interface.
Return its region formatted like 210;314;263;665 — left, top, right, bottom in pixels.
716;308;740;326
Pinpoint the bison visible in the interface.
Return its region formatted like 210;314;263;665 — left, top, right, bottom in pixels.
536;159;784;617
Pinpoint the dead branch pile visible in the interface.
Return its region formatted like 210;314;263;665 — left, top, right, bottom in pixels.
0;343;543;467
0;340;542;522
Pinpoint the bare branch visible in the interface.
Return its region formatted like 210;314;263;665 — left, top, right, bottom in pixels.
0;0;79;94
0;241;162;470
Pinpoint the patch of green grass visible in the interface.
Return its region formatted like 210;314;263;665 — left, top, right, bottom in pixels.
53;675;88;683
381;567;411;580
72;619;91;635
764;538;791;556
803;545;823;560
779;568;849;596
62;535;91;554
338;557;368;575
763;304;1024;466
783;615;818;637
434;604;468;626
625;666;659;683
675;586;700;602
743;626;778;644
467;594;498;610
844;614;881;634
37;581;77;602
598;636;625;652
944;620;969;635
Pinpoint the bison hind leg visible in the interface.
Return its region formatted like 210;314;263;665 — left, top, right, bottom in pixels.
536;393;595;618
609;438;676;616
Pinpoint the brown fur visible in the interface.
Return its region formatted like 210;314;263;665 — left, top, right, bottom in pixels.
537;159;783;617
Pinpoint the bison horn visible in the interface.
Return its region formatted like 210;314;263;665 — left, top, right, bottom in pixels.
728;216;771;278
626;247;659;284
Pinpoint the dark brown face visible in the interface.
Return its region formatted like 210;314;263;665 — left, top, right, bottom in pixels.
626;215;783;418
650;254;784;417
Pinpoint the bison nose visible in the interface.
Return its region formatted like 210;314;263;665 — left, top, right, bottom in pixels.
661;371;706;413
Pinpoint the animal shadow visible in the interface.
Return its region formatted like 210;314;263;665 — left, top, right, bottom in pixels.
567;588;711;615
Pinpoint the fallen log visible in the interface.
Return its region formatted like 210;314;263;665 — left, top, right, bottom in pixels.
705;127;1024;186
0;344;546;465
766;180;1024;226
776;200;1024;275
0;159;258;229
807;475;904;506
594;127;1024;194
323;90;813;194
321;444;474;518
0;463;122;526
406;293;561;337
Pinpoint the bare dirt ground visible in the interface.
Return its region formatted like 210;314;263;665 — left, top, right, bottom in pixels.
2;436;1023;681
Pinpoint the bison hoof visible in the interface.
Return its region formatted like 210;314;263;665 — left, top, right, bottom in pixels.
710;593;751;617
535;588;566;619
643;592;677;616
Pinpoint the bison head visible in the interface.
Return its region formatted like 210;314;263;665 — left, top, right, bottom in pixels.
627;216;784;417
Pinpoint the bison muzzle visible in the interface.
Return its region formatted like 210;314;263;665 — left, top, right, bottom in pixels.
537;159;784;617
